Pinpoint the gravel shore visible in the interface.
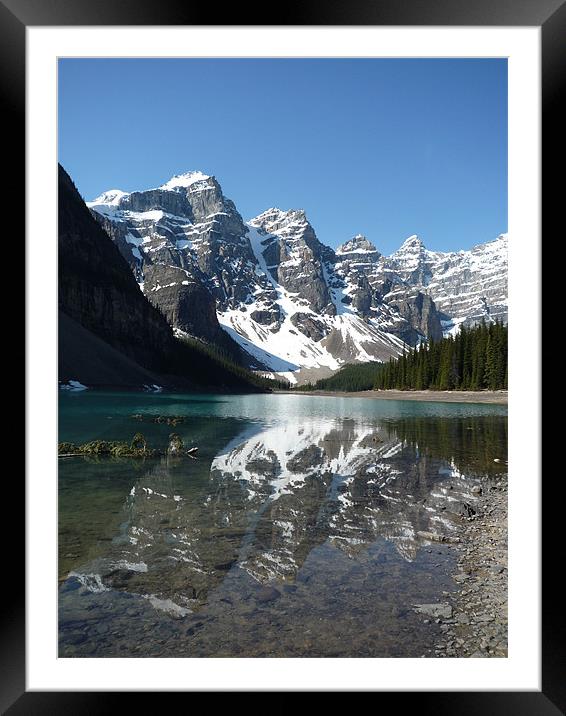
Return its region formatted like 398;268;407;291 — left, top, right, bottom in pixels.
433;472;508;657
285;389;508;405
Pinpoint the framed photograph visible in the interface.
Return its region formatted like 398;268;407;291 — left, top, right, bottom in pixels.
7;0;559;709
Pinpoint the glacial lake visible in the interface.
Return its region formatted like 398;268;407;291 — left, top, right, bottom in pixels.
58;391;507;658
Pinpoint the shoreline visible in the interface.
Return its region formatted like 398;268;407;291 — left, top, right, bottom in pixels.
435;471;508;657
282;389;508;405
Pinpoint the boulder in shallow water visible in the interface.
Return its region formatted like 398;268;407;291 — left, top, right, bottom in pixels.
412;603;453;619
130;432;147;453
168;433;184;455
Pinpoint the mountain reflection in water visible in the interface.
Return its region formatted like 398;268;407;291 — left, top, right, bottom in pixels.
59;411;507;657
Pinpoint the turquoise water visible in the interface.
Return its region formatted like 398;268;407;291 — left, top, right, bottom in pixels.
59;391;507;657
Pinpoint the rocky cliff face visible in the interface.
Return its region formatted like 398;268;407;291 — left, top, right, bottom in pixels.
332;234;445;345
248;208;336;316
88;170;507;384
58;165;178;375
385;234;508;332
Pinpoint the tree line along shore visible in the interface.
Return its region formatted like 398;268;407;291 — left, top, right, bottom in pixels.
297;322;507;394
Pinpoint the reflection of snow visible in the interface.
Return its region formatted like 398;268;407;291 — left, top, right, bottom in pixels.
59;379;88;391
68;571;108;592
212;419;392;503
210;418;481;575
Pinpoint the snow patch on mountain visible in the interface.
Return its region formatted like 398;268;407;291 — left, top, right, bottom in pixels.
158;171;210;191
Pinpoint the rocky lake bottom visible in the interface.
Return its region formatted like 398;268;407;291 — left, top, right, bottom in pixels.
58;392;508;658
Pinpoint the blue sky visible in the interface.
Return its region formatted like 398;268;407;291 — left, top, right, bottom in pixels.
58;58;507;254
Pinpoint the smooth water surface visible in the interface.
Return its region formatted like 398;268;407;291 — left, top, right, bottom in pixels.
59;392;507;657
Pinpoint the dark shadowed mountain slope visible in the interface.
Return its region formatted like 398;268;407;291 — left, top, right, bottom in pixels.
59;164;177;373
58;310;167;388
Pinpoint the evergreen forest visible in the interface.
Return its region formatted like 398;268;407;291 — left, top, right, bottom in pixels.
299;321;508;393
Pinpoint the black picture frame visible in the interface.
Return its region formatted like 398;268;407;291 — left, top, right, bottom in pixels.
7;0;560;710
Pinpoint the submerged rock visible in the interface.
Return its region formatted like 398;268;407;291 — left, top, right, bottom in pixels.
412;603;453;619
417;530;460;545
167;433;184;455
130;433;147;453
131;414;187;426
255;586;281;603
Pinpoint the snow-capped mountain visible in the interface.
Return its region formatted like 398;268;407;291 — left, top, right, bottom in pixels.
88;171;507;383
385;233;508;333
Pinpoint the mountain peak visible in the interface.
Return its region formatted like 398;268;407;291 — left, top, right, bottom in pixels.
159;171;210;191
88;189;129;207
253;207;306;221
336;234;378;255
249;207;308;233
398;234;425;251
